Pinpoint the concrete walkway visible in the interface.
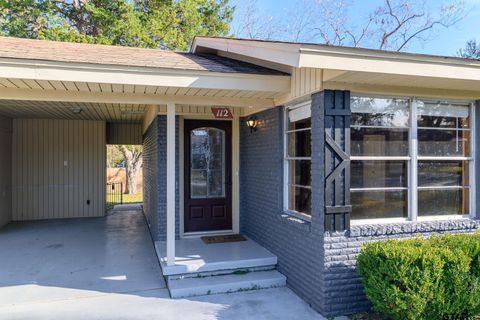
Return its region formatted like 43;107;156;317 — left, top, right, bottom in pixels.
0;209;324;320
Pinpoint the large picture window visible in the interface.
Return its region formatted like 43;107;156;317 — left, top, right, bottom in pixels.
351;97;410;220
285;101;311;216
351;95;473;222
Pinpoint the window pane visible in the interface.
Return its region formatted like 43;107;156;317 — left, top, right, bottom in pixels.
287;130;311;157
351;127;408;156
288;185;311;215
191;170;207;198
418;161;469;187
351;160;407;189
288;118;311;131
418;102;470;129
288;160;311;187
208;170;224;197
418;129;470;157
190;127;225;199
418;188;469;216
351;96;409;127
351;190;408;219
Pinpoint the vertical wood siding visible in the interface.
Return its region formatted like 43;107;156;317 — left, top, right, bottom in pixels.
12;119;106;220
290;68;323;100
276;67;323;106
106;123;142;145
0;117;12;227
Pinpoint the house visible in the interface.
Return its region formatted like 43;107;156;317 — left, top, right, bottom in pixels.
0;35;479;317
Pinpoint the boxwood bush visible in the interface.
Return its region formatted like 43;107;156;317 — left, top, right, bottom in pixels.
357;232;480;320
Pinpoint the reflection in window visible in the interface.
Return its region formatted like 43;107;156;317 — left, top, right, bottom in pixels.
285;102;311;215
190;127;225;199
350;96;472;220
417;102;471;216
350;97;409;220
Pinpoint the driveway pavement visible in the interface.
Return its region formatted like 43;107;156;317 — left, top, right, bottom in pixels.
0;209;324;320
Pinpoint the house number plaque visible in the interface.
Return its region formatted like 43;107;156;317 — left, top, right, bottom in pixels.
211;107;233;119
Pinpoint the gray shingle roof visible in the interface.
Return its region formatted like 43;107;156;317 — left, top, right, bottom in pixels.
0;36;285;75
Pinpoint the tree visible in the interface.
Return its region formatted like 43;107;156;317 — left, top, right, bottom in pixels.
107;145;142;195
231;0;279;40
458;40;480;58
119;145;143;195
106;145;123;168
234;0;466;52
0;0;233;50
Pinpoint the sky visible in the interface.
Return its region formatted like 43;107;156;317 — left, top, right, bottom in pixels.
229;0;480;57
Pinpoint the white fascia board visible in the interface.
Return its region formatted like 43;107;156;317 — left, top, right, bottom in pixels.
299;47;480;82
193;37;480;83
193;37;302;68
0;58;290;92
0;87;276;108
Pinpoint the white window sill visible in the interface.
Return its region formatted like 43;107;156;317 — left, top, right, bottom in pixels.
351;215;474;226
282;210;312;223
351;217;409;226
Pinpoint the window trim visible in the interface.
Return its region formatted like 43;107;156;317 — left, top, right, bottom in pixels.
283;100;312;219
350;95;476;223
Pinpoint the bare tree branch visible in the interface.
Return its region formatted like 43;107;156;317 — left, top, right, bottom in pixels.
233;0;467;53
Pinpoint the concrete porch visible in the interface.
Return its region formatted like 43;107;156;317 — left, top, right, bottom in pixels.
0;206;322;320
155;237;277;275
154;237;286;298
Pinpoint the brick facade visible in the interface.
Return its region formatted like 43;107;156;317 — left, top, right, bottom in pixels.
240;107;325;311
143;116;180;241
144;98;480;318
142;117;160;241
322;220;480;316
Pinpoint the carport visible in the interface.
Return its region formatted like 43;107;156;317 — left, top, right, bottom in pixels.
0;100;145;226
0;37;287;229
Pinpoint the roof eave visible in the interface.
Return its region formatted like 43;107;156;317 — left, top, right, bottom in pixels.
0;57;291;93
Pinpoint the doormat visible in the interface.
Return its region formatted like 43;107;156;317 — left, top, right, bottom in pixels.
201;234;247;244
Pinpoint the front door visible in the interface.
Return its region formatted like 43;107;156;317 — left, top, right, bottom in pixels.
184;120;232;233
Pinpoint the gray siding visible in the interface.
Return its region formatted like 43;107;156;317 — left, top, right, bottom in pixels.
143;116;180;241
12;119;106;220
0;117;12;228
240;107;324;311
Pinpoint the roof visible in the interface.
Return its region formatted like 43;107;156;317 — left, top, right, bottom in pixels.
193;36;480;64
0;36;285;75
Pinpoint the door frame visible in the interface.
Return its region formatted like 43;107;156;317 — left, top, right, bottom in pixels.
179;115;240;238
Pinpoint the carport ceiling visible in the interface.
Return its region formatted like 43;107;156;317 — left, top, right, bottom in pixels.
0;100;148;123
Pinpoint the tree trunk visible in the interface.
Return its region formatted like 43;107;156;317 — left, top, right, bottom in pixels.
119;146;143;195
125;158;141;194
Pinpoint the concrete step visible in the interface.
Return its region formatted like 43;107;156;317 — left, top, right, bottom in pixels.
167;265;276;280
155;238;278;276
167;269;287;298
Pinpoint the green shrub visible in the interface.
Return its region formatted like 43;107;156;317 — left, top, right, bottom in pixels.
357;232;480;320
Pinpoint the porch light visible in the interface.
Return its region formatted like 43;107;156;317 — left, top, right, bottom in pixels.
246;116;258;133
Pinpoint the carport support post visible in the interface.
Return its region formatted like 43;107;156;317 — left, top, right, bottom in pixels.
166;102;176;266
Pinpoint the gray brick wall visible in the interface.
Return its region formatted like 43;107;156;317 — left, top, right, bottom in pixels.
143;117;160;240
316;94;480;317
143;116;180;241
240;107;324;311
322;220;480;316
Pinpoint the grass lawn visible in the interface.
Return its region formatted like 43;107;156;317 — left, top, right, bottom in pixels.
106;193;142;210
122;193;143;204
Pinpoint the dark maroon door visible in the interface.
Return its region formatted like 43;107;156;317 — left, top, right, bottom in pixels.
184;120;232;232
